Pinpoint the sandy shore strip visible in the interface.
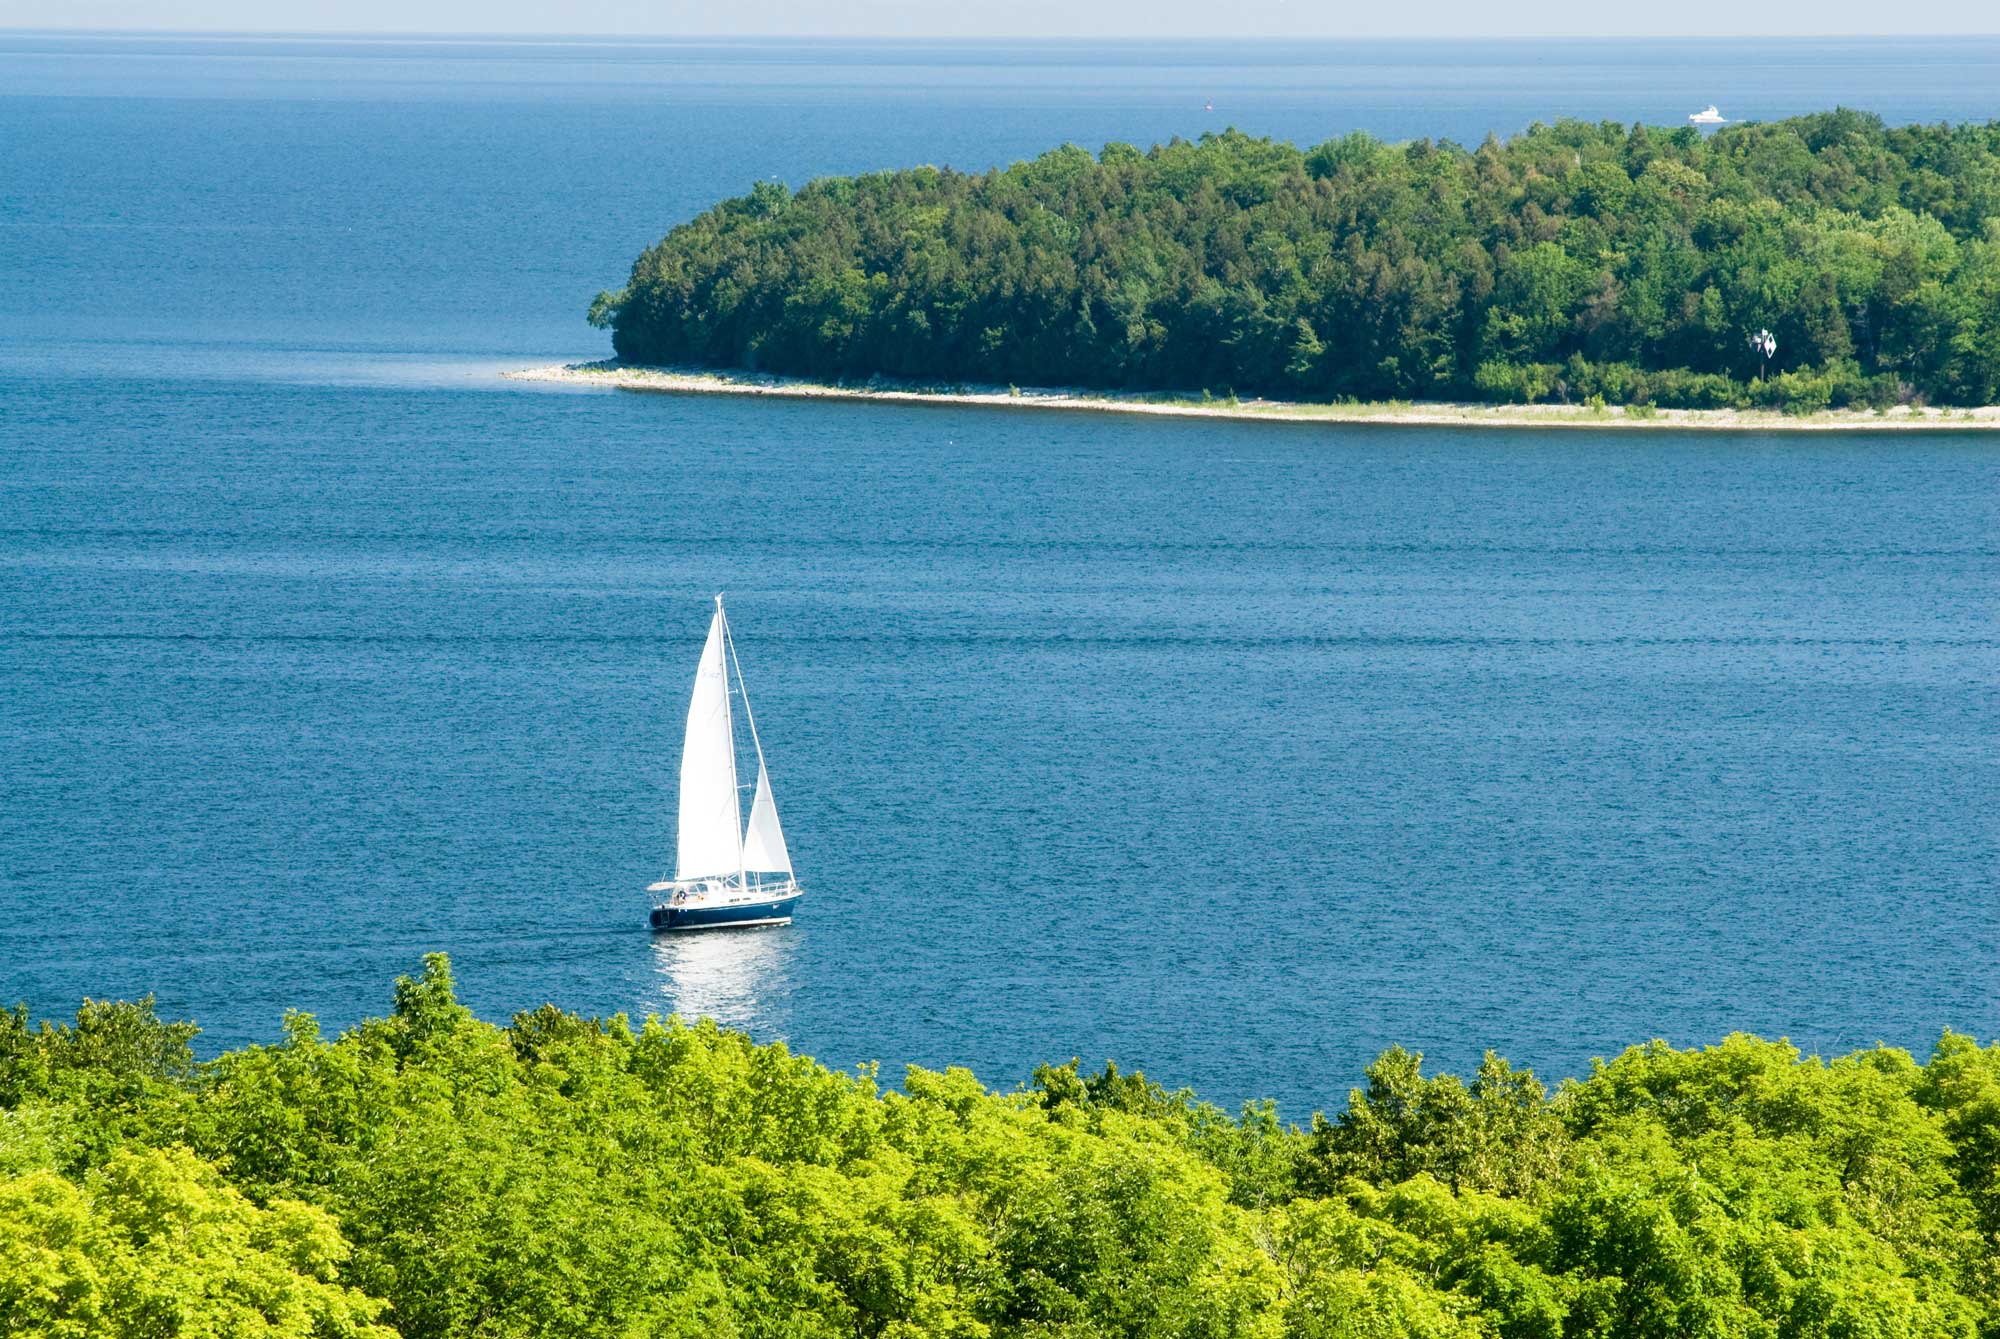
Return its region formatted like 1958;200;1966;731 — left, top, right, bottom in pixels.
504;361;2000;431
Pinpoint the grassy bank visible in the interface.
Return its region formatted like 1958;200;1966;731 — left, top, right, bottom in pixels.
4;956;1998;1337
508;360;2000;431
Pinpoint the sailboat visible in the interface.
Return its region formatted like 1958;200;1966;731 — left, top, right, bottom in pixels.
646;595;803;931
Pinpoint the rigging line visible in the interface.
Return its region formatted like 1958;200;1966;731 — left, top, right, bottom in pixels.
720;601;772;782
719;599;792;886
714;597;746;887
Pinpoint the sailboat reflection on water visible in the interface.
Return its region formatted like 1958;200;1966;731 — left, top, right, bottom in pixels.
651;926;796;1036
647;595;803;931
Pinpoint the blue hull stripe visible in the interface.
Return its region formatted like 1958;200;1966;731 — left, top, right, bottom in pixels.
651;895;800;931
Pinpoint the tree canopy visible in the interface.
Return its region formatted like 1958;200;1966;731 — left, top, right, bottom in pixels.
593;111;2000;410
3;958;1998;1336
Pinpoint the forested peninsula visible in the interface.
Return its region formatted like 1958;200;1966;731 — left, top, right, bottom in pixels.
590;112;2000;414
5;958;2000;1338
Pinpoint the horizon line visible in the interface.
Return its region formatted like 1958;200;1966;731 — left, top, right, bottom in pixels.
7;26;2000;42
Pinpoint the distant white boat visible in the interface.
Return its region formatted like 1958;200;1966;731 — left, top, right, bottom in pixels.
1689;105;1727;125
645;595;802;932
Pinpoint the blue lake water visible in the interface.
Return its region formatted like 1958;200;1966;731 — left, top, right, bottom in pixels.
2;34;1997;1114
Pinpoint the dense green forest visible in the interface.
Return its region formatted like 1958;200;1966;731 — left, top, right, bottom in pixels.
4;958;1999;1336
592;112;2000;410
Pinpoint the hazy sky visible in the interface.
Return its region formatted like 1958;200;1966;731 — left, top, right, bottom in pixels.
5;0;1997;38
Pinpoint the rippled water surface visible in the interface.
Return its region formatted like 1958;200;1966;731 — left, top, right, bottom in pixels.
2;35;1996;1112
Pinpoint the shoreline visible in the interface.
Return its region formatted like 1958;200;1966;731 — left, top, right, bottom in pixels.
503;361;2000;432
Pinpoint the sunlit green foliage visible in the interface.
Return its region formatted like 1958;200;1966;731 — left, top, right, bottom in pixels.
595;110;2000;408
0;1146;392;1339
3;956;1997;1337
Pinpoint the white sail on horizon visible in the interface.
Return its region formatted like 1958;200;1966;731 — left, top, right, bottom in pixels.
740;762;792;874
675;608;744;881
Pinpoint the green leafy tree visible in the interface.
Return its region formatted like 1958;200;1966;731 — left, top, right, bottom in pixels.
596;115;2000;408
0;1146;393;1339
5;962;1998;1337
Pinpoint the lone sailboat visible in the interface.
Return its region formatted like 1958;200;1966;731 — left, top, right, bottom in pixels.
647;596;803;931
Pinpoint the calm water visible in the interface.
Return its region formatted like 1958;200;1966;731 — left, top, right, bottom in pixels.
2;35;1996;1113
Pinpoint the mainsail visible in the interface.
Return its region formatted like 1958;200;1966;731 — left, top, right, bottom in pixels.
740;763;792;874
675;608;743;880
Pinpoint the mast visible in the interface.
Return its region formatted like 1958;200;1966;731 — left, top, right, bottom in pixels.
674;598;742;884
722;597;792;886
715;594;746;890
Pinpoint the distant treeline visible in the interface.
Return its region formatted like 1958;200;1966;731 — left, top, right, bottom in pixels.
4;956;2000;1337
592;111;2000;410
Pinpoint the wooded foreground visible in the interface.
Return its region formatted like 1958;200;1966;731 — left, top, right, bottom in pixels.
4;955;1998;1337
